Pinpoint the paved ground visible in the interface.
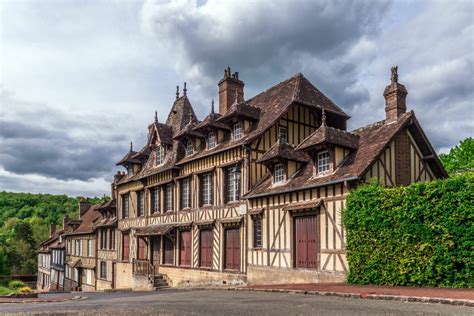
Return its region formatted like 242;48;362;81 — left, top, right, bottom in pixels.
0;289;472;316
245;283;474;300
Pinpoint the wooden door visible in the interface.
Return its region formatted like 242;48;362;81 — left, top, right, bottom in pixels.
199;229;213;268
163;236;174;265
137;238;146;260
225;228;240;270
151;236;161;267
179;231;191;266
294;215;318;269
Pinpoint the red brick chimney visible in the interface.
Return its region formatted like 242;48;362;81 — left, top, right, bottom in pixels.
218;66;244;114
50;223;56;237
384;66;408;122
79;197;91;218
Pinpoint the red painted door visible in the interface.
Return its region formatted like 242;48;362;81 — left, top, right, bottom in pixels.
200;229;213;268
163;236;174;265
151;236;161;267
295;215;318;269
179;231;191;266
225;228;240;270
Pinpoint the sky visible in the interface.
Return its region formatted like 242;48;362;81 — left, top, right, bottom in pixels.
0;0;473;197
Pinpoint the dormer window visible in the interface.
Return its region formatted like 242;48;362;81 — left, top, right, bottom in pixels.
156;146;164;165
317;151;330;174
186;140;193;156
274;163;285;183
233;122;242;140
278;126;288;143
208;131;216;149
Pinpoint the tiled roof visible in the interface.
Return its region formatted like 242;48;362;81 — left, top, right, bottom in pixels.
64;204;101;236
245;112;415;198
135;223;175;236
217;101;261;122
296;124;359;151
166;96;198;135
193;112;230;132
173;121;205;140
257;140;310;164
116;150;141;166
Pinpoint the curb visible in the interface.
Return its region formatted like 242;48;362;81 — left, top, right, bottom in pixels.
225;287;474;307
0;295;84;304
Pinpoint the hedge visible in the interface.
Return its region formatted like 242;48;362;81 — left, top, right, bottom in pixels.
343;172;473;288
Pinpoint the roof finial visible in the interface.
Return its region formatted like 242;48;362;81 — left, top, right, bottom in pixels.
321;109;326;126
183;82;187;97
211;99;215;114
154;110;158;124
130;141;133;152
391;66;398;84
176;85;179;100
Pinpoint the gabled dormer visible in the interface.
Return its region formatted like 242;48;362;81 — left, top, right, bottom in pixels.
193;100;231;150
296;110;358;177
173;120;205;157
257;138;310;185
116;142;142;176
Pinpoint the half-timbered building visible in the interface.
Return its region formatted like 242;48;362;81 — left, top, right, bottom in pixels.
112;66;446;289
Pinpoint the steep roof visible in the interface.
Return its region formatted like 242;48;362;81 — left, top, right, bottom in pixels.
296;124;359;151
166;96;198;136
64;204;101;236
257;140;310;164
246;112;421;198
194;112;231;132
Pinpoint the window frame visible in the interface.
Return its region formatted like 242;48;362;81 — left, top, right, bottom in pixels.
233;122;242;140
150;187;160;214
181;178;191;209
226;166;241;203
186;140;194;156
200;173;213;206
100;261;107;279
317;150;330;175
156;145;164;165
278;126;288;143
165;183;173;212
137;190;145;217
109;229;115;250
273;163;285;184
208;131;216;149
122;194;129;219
253;217;262;248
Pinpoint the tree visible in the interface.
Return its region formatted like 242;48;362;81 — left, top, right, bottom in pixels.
439;137;474;175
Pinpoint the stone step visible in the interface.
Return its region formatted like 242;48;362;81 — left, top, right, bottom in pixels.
153;279;168;286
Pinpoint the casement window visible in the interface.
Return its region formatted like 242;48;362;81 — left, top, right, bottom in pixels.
253;218;262;248
122;194;129;218
137;238;146;260
101;230;107;250
278;126;288;143
233;122;242;140
85;269;92;285
199;229;213;268
79;240;83;256
163;236;174;265
165;183;173;212
100;261;106;279
186;140;193;156
226;167;241;203
179;230;191;266
109;229;115;250
122;234;130;261
87;239;92;256
151;187;160;214
181;178;191;209
156;145;164;165
274;163;285;183
317;151;330;174
137;190;145;217
200;173;213;206
208;131;216;149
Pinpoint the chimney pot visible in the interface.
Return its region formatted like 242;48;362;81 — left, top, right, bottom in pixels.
384;66;407;122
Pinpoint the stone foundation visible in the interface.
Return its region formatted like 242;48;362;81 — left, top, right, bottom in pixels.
247;265;346;285
96;279;113;291
115;262;133;289
159;266;247;287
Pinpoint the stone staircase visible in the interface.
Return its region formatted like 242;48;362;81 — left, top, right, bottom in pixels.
153;273;169;290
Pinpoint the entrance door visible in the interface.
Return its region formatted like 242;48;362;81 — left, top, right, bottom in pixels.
294;215;318;269
151;236;161;267
179;231;191;266
224;228;240;270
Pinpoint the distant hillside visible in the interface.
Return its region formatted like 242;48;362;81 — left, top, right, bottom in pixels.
0;192;108;275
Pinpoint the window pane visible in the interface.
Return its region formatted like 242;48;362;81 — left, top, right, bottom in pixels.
233;123;242;140
208;132;216;149
181;179;190;209
253;218;262;248
166;184;173;211
201;173;213;205
317;151;330;174
274;163;284;183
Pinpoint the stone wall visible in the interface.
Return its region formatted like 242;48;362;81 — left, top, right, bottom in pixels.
115;262;133;289
247;265;345;285
159;266;247;287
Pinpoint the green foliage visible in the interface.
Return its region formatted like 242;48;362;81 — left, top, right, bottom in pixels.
344;172;474;288
0;286;14;295
7;280;26;289
439;137;474;175
0;192;108;275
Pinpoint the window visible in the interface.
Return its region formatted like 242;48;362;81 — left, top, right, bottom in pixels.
208;131;216;149
181;179;191;209
87;239;92;256
109;229;115;250
163;236;174;265
253;218;262;248
186;140;193;156
165;183;173;212
233;122;242;140
179;230;191;266
75;240;80;256
137;238;147;260
156;146;164;165
317;151;330;174
274;163;285;183
226;166;241;203
122;234;130;261
100;261;107;279
200;173;213;206
85;269;92;285
122;194;129;218
199;229;213;268
137;190;145;217
79;240;83;256
151;187;160;214
278;126;288;143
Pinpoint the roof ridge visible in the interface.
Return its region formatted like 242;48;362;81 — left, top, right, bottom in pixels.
245;74;300;104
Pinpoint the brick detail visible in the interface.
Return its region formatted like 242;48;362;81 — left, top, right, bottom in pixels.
218;68;244;114
394;129;410;186
384;83;407;122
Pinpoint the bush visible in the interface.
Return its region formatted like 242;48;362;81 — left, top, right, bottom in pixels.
0;286;12;295
343;172;474;288
18;286;31;293
8;280;26;289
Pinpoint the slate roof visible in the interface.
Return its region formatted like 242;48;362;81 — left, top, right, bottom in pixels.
296;123;359;151
257;140;310;164
64;204;101;236
217;100;261;122
245;111;418;198
193;112;230;132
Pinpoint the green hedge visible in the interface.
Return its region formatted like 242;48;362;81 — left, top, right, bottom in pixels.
343;172;473;288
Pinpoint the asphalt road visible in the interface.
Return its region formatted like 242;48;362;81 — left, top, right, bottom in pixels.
0;289;472;316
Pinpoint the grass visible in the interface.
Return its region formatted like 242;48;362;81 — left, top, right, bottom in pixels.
0;286;17;295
